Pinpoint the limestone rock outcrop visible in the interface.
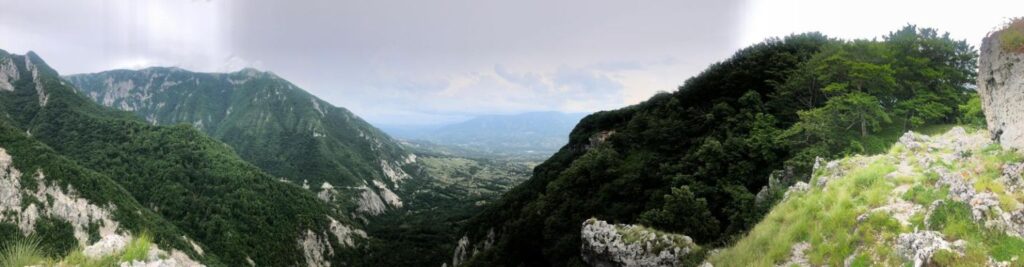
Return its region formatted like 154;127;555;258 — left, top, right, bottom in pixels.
978;30;1024;149
580;218;696;267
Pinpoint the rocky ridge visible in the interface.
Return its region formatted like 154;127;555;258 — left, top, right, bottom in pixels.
708;127;1024;266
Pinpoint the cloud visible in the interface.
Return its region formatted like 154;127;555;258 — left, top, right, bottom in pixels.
1;0;746;125
740;0;1024;49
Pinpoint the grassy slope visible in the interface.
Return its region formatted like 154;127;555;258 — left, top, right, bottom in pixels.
710;127;1024;266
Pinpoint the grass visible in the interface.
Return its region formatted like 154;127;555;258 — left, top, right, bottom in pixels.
709;127;1024;266
119;233;151;262
857;123;957;155
901;184;948;206
615;224;697;255
927;201;1024;263
969;143;1024;212
997;17;1024;53
0;233;154;267
0;239;49;267
709;156;902;266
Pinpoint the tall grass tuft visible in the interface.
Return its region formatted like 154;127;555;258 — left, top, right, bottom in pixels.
0;238;48;267
119;232;152;262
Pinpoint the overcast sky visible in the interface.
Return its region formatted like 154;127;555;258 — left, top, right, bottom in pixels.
1;0;1022;125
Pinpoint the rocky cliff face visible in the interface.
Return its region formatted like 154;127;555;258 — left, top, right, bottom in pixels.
978;31;1024;149
0;146;204;266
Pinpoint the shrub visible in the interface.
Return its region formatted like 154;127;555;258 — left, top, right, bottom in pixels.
998;17;1024;53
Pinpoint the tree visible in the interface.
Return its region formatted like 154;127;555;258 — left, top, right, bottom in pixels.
885;25;977;128
639;186;720;243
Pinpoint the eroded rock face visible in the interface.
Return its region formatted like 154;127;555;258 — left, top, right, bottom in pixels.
448;228;495;267
0;147;119;245
580;218;696;267
0;56;19;91
298;216;365;267
0;147;203;266
978;32;1024;149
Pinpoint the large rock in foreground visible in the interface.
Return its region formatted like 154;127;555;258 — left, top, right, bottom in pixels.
979;30;1024;149
580;218;697;267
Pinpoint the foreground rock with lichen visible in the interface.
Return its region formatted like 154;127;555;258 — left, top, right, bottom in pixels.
580;218;697;267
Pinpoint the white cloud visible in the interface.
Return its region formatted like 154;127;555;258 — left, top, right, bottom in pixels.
740;0;1024;49
2;0;744;125
0;0;252;74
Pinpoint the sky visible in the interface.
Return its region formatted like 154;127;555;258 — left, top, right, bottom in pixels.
1;0;1022;125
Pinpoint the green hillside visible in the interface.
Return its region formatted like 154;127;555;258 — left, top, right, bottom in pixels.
66;67;419;215
0;50;365;266
0;113;211;265
454;26;980;266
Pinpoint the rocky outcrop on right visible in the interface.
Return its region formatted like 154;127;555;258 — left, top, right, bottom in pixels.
706;127;1024;266
978;24;1024;149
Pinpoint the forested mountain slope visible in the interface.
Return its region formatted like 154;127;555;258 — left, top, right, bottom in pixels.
453;26;980;266
66;67;418;215
0;50;365;266
0;113;208;265
63;58;545;267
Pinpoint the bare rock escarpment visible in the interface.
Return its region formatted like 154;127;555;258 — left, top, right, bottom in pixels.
978;29;1024;149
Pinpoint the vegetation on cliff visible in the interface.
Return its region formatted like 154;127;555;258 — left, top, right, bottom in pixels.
997;17;1024;53
457;25;980;266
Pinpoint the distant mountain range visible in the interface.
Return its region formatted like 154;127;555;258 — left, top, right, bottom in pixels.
380;111;586;159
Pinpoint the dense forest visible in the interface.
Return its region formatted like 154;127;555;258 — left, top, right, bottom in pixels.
457;25;982;266
0;115;203;263
67;68;418;214
0;50;363;266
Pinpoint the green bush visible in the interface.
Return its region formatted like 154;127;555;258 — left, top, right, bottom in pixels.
999;18;1024;53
